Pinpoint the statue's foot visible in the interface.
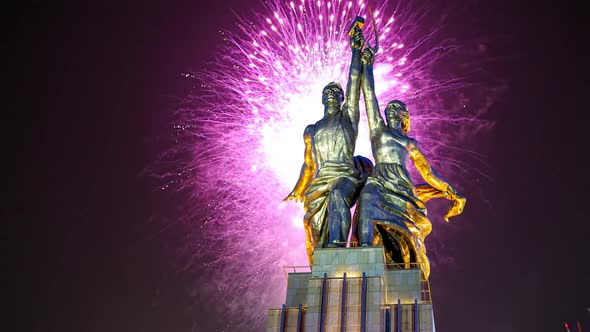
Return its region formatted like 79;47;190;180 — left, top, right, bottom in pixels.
360;243;370;247
325;242;342;248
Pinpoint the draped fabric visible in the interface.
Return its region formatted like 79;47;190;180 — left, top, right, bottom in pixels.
358;162;433;278
303;161;362;263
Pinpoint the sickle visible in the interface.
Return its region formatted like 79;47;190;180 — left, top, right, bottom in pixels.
367;4;379;53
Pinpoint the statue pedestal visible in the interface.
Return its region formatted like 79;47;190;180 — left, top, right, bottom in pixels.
267;247;435;332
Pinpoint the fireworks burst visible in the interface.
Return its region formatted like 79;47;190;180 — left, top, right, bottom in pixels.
154;0;496;329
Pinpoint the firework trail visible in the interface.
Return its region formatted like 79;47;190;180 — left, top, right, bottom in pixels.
154;0;497;329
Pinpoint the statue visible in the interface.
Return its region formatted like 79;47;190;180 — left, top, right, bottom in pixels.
357;47;466;279
285;21;367;264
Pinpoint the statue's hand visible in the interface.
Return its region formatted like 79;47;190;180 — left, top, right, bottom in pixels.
284;192;305;204
361;47;375;65
443;184;457;200
350;27;364;50
444;193;466;222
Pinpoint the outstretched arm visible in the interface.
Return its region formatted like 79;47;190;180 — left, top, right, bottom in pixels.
344;27;364;134
360;47;385;138
284;125;317;203
409;139;466;221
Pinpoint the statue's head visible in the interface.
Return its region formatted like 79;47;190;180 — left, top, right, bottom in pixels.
385;100;410;133
322;82;344;111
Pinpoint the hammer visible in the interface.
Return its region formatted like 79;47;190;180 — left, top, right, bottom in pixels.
348;16;365;36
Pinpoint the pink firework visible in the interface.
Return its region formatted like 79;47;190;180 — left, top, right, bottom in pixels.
154;0;496;329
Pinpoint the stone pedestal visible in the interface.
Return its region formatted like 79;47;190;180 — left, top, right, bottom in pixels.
267;247;435;332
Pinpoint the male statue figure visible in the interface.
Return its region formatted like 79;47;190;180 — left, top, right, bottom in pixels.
285;26;366;264
357;47;466;279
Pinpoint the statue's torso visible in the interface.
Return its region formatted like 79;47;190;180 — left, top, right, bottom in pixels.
367;128;419;207
312;112;355;167
372;129;410;166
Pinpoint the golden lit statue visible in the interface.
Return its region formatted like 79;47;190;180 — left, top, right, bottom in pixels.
357;47;466;279
285;24;366;264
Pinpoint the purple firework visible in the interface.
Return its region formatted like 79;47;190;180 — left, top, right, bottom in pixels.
154;0;496;329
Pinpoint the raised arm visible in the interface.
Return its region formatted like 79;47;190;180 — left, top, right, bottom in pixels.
343;27;364;133
408;139;466;221
284;125;317;203
360;47;385;138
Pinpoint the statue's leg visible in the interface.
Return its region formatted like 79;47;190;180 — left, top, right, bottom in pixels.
326;177;358;247
358;224;373;246
357;186;374;246
306;196;328;253
303;218;314;265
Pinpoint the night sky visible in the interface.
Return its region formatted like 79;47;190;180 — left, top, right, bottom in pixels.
15;0;589;331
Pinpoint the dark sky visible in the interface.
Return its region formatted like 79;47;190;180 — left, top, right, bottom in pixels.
14;0;589;331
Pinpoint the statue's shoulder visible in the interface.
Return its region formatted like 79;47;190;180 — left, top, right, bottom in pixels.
304;124;315;137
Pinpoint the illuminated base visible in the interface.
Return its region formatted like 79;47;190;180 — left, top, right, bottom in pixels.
267;247;435;331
